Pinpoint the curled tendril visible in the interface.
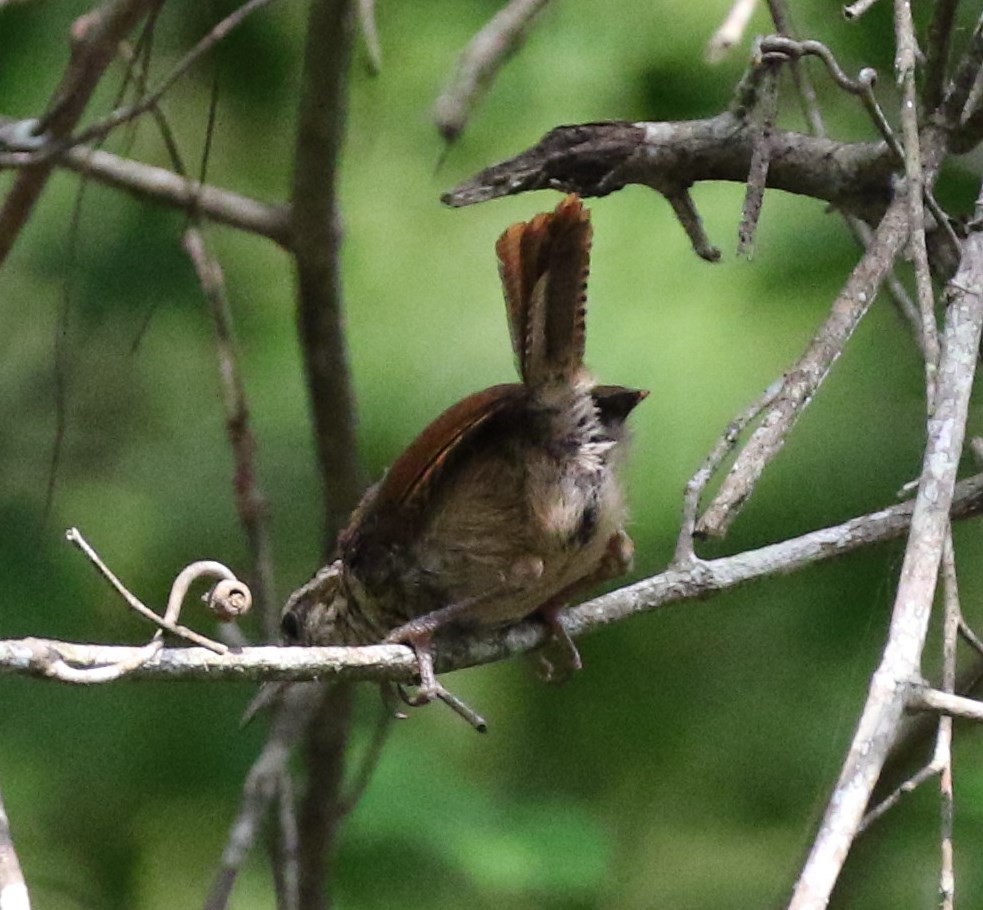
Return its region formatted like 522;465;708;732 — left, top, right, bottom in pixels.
206;578;254;621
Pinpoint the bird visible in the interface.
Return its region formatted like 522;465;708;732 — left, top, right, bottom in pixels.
280;194;646;728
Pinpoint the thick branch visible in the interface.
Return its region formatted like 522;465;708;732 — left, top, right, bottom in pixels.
442;118;895;223
5;471;983;685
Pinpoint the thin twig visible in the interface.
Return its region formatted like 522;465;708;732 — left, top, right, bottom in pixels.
60;0;279;153
674;377;784;565
340;704;393;815
0;0;156;267
738;58;778;257
843;0;881;19
356;0;382;74
706;0;759;63
433;0;552;144
764;0;824;133
205;684;323;910
859;761;939;832
66;527;234;652
923;0;960;112
183;228;278;638
894;0;941;404
664;188;721;262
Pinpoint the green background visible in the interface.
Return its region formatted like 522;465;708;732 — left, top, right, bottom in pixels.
3;0;983;907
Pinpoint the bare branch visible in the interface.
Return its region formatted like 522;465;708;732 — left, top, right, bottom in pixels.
923;0;959;112
298;685;353;910
205;684;324;910
706;0;759;63
938;533;958;910
433;0;552;144
0;0;156;266
289;0;361;905
894;0;941;400
49;0;279;153
6;471;983;687
291;0;362;542
908;686;983;722
442;118;895;226
788;223;983;910
696;193;911;538
184;228;278;638
24;136;292;245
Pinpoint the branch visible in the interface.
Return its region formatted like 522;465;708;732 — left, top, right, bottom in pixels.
0;0;156;266
696;192;911;538
788;224;983;910
288;0;361;906
184;228;278;638
290;0;362;541
48;139;292;246
433;0;553;144
441;118;894;224
5;471;983;685
908;686;983;723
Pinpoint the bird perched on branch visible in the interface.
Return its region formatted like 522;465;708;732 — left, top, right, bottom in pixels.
281;195;646;729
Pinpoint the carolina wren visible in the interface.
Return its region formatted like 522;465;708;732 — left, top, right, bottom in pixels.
281;195;646;728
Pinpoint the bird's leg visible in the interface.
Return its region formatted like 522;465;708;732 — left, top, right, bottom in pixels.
384;592;496;732
535;530;635;682
383;557;547;731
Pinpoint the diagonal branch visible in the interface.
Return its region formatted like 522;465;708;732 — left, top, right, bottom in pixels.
788;223;983;910
0;0;156;266
695;191;911;538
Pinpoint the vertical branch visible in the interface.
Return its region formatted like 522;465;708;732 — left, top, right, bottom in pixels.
183;227;278;638
788;225;983;910
297;685;355;910
291;0;362;545
0;0;156;266
923;0;959;112
289;2;361;910
894;0;942;399
938;535;958;910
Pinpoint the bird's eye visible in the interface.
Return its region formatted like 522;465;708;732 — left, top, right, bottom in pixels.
280;610;302;643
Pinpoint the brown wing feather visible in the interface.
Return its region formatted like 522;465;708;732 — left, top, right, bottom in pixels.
495;195;592;386
344;384;526;550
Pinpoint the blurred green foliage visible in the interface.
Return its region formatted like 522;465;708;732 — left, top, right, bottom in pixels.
2;0;983;907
